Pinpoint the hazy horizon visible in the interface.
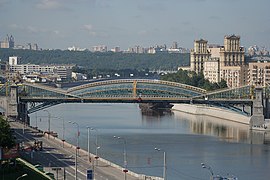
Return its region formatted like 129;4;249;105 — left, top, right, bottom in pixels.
1;0;270;50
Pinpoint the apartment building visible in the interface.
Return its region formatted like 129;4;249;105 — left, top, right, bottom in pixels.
8;56;73;82
248;61;270;86
190;39;211;74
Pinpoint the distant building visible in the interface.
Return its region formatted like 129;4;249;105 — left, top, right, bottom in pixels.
53;66;73;81
111;46;121;52
9;56;21;66
0;34;15;48
92;45;107;52
8;55;74;82
248;45;269;56
67;46;86;51
72;72;87;81
171;41;178;49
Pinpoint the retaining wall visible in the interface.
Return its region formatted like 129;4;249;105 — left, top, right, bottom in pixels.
172;104;250;125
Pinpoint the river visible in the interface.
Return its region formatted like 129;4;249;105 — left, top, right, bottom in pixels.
29;103;270;180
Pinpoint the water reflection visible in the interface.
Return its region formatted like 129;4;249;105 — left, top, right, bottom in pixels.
173;110;270;145
29;104;270;180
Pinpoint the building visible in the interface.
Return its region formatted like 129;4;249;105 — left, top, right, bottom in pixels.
203;58;220;83
248;61;270;86
8;56;74;82
189;35;247;87
53;66;73;81
219;35;245;67
9;56;21;66
0;35;15;48
111;46;121;52
92;45;107;52
220;65;248;88
190;39;211;73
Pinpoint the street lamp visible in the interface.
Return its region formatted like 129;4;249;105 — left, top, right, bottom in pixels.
114;136;128;180
43;109;51;137
53;116;65;147
201;163;214;179
90;127;99;162
69;121;80;180
16;174;28;180
155;148;166;180
87;127;91;163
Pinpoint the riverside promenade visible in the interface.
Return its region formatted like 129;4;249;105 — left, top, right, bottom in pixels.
10;119;163;180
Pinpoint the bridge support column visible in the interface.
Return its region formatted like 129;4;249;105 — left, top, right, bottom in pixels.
6;84;18;118
17;102;29;125
250;87;265;126
264;96;270;119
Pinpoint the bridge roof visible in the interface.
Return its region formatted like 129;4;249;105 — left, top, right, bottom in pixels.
66;79;206;98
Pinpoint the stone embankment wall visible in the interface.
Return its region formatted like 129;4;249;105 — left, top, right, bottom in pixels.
172;104;250;125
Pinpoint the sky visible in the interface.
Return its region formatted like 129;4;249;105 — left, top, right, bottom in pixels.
0;0;270;50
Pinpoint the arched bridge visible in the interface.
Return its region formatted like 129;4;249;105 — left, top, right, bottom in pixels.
0;79;262;119
16;79;206;113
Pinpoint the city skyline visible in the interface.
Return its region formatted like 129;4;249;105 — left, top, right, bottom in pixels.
1;0;270;50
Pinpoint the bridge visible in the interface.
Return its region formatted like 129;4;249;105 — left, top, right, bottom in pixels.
0;79;268;126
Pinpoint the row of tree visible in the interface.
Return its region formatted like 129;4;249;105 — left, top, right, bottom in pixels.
160;69;227;91
0;49;189;71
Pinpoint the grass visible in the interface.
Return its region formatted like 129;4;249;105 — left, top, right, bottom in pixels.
0;159;50;180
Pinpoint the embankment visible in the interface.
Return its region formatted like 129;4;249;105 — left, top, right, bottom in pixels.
172;104;250;125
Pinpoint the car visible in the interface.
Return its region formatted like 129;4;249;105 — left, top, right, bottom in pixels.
45;172;55;179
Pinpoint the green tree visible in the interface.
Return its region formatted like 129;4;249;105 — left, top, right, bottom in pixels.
0;116;15;149
161;70;227;91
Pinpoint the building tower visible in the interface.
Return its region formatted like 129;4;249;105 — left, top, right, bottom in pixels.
190;39;211;73
219;35;245;67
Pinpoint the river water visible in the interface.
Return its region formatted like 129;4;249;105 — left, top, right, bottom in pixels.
29;103;270;180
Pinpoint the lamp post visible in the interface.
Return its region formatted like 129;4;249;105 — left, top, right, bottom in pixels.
87;127;91;163
69;121;80;180
53;116;65;147
35;112;38;129
90;128;100;165
155;148;166;180
201;163;214;180
114;136;128;180
16;174;28;180
43;110;51;137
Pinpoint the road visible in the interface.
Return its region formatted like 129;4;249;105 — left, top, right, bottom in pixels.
10;120;148;180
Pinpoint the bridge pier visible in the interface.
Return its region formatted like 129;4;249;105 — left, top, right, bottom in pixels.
17;102;30;125
250;87;265;126
264;96;270;119
6;84;19;118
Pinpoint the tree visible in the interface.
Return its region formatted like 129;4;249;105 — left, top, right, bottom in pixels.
0;117;15;149
161;70;227;91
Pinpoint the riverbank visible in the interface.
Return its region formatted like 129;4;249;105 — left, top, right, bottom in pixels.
172;104;250;125
44;132;163;180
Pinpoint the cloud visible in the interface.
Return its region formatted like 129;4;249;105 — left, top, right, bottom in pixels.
9;24;61;36
82;24;109;38
209;15;221;20
82;24;96;36
36;0;61;10
138;30;148;36
0;0;10;9
83;24;93;31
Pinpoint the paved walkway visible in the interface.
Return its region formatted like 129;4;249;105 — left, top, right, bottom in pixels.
10;120;162;180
